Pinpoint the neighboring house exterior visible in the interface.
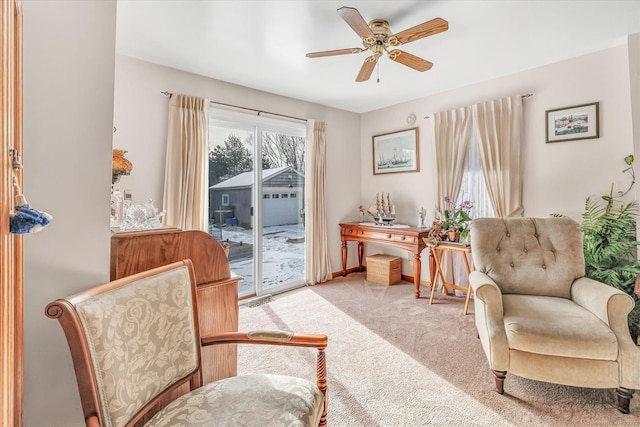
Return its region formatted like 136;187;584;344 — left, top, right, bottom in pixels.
210;166;305;228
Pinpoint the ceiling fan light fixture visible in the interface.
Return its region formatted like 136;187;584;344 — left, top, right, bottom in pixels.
369;19;390;32
387;50;401;61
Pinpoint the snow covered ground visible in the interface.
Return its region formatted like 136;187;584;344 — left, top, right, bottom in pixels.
215;223;305;294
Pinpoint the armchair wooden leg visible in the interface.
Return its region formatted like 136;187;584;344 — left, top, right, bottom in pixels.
492;370;507;395
616;387;634;414
317;348;328;426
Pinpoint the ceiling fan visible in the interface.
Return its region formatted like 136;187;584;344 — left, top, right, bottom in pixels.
306;6;448;82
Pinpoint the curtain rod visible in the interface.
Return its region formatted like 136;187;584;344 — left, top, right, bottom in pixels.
161;91;308;123
423;93;533;119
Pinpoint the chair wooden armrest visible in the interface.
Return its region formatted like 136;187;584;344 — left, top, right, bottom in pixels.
202;330;327;348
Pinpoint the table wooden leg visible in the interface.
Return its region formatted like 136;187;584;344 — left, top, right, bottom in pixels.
463;290;472;315
357;242;364;272
341;241;347;277
430;249;454;304
436;251;450;296
429;250;436;292
462;253;473;315
413;252;421;299
429;249;442;304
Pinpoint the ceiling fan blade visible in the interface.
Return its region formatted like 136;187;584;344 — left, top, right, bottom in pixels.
388;50;433;72
337;6;375;40
306;48;365;58
356;56;377;82
391;18;448;45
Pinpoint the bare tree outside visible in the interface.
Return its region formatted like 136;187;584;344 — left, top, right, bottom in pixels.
261;132;305;173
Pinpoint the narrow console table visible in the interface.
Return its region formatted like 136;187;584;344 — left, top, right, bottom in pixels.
339;222;431;298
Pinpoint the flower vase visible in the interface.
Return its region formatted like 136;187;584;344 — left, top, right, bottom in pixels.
461;230;471;246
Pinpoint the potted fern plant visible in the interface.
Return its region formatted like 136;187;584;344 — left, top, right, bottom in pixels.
581;195;640;339
567;155;640;342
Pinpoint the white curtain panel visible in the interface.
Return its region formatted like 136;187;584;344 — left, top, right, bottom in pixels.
304;120;332;285
472;95;524;218
434;107;473;215
162;94;209;231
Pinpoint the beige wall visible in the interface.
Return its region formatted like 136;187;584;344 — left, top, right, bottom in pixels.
22;1;116;426
360;44;636;277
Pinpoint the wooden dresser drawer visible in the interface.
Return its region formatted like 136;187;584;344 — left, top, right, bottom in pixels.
343;227;417;244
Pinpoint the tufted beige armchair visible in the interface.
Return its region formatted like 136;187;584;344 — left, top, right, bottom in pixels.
46;260;327;427
470;217;640;414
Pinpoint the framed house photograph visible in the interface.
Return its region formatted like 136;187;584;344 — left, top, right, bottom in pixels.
372;127;419;175
545;102;599;143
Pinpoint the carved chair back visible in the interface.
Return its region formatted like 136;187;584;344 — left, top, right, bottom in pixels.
46;260;201;427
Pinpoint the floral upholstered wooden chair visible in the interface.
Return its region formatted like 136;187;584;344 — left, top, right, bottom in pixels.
46;260;327;427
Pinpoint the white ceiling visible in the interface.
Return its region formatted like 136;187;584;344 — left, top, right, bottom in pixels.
115;0;640;114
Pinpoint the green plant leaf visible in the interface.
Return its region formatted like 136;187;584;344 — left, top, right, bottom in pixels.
581;194;640;310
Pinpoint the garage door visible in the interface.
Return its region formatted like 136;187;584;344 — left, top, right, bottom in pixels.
263;193;299;226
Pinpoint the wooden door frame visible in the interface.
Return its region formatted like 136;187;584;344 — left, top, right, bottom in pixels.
1;1;24;425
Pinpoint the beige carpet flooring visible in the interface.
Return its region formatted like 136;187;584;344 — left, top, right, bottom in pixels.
238;273;640;426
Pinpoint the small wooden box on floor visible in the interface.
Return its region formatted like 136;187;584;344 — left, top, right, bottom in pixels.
366;254;402;285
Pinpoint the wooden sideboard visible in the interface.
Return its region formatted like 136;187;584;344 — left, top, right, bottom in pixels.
110;228;241;384
339;222;432;298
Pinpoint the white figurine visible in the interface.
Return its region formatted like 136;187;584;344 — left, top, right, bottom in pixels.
111;187;124;227
417;206;427;228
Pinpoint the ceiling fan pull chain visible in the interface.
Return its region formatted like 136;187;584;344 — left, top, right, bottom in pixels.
377;62;380;83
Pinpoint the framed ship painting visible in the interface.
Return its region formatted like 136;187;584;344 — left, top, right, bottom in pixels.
372;127;419;175
545;102;599;143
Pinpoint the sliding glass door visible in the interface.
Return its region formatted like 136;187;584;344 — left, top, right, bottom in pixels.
209;109;306;298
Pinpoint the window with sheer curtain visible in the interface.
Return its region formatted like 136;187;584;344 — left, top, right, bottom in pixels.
452;130;494;294
458;131;495;219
